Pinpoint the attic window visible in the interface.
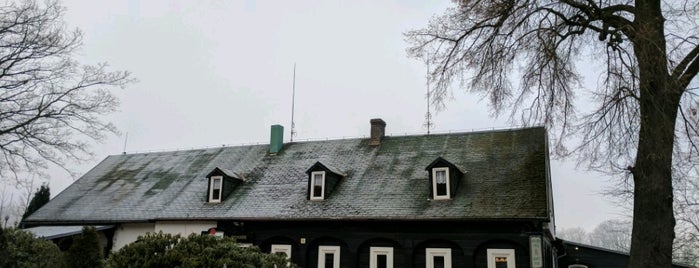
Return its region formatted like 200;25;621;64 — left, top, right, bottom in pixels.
209;176;223;203
310;171;325;200
306;161;345;201
432;167;450;200
426;157;464;200
205;167;245;204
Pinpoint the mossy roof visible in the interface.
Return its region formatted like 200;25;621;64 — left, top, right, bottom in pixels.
26;126;552;223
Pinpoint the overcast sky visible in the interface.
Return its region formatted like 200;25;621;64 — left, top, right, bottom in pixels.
4;0;629;231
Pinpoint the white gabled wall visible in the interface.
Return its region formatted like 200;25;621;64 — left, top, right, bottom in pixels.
112;223;155;251
111;221;217;251
155;221;217;237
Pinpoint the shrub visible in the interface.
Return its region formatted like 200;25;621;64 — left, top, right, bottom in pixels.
65;226;104;268
0;227;64;268
106;232;295;268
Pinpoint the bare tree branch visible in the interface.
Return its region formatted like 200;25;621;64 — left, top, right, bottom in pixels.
0;0;134;180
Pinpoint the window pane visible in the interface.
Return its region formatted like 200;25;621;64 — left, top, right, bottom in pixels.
213;179;221;189
324;253;334;268
436;184;448;196
313;186;323;197
313;175;323;197
435;170;448;197
377;254;387;268
495;257;508;268
433;256;445;268
212;189;220;199
436;170;447;184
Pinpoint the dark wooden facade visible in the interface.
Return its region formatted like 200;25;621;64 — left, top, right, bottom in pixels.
219;220;556;268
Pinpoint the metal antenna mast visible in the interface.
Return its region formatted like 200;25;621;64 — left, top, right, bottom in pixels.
423;63;434;134
290;63;297;142
122;132;128;154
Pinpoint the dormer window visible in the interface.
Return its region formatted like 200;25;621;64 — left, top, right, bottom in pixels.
209;176;223;203
432;167;450;200
425;157;465;200
205;167;246;203
306;161;346;201
311;171;325;200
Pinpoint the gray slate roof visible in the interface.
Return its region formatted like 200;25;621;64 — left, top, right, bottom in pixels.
26;127;551;223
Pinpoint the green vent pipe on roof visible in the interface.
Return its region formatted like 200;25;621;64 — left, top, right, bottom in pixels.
269;125;284;154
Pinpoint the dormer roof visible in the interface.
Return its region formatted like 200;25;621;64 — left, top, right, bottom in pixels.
425;157;466;173
305;161;346;177
206;167;246;182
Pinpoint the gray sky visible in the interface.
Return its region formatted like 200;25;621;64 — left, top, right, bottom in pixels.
11;0;628;231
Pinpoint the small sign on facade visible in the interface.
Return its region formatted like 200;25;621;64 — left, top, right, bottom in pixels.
530;235;543;268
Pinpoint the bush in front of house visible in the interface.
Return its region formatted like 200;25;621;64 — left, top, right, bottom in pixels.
106;232;295;268
0;227;65;268
65;226;104;268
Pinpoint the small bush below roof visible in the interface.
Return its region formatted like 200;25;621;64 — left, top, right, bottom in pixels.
0;227;65;268
106;232;295;268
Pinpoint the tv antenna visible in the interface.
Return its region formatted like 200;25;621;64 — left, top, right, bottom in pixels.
423;62;434;134
290;63;297;142
122;132;128;154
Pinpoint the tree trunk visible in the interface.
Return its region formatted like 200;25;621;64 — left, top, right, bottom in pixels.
629;1;678;267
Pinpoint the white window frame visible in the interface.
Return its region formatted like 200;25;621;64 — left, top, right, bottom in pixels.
310;171;326;200
432;167;451;200
209;176;223;203
271;244;292;258
271;244;292;267
487;248;516;268
318;245;340;268
370;246;394;268
426;248;452;268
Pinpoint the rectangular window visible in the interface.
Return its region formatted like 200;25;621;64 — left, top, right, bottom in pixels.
318;246;340;268
209;176;223;202
311;171;325;200
432;167;450;200
487;249;515;268
271;244;291;258
271;244;292;267
370;247;393;268
426;248;451;268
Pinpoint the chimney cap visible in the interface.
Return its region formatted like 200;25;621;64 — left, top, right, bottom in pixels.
370;118;386;126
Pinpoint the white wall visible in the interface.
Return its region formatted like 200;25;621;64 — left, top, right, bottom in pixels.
111;221;218;251
155;221;217;237
112;223;155;251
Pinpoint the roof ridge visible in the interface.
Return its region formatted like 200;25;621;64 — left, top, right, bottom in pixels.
112;125;545;156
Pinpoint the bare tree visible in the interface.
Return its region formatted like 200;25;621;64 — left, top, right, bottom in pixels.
589;219;632;252
0;0;132;180
674;169;699;266
556;226;590;244
406;1;699;267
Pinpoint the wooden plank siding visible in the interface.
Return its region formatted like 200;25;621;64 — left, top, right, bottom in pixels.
218;220;555;268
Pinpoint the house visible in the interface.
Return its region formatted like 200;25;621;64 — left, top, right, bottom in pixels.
23;118;581;267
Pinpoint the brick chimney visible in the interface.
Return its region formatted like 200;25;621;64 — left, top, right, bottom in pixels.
369;118;386;146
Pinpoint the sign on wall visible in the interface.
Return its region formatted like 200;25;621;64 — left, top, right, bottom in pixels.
530;235;543;268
